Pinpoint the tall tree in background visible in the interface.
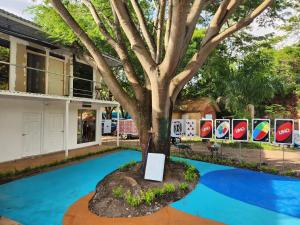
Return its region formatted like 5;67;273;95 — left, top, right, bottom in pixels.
41;0;282;163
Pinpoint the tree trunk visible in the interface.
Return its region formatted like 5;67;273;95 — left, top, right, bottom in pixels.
150;82;173;159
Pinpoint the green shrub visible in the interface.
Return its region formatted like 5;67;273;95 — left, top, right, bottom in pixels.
184;165;198;182
112;186;124;198
119;161;137;171
144;189;156;205
124;190;143;207
179;182;189;190
162;183;176;193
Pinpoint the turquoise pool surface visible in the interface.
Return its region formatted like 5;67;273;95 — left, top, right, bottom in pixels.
0;150;300;225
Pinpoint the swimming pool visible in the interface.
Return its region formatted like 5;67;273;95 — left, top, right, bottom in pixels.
0;150;299;225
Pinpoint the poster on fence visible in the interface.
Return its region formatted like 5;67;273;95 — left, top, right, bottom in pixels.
294;130;300;148
171;119;184;137
252;119;270;143
215;119;230;140
103;120;112;134
232;119;248;142
119;119;138;135
275;119;294;145
185;119;196;137
199;119;213;140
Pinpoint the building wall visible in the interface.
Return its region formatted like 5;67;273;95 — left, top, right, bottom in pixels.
0;98;101;163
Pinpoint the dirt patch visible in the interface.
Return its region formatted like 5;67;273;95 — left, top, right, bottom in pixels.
89;161;199;217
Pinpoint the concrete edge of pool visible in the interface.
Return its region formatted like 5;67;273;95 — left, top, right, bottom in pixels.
63;192;225;225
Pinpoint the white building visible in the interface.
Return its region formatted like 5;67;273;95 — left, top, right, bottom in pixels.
0;9;120;163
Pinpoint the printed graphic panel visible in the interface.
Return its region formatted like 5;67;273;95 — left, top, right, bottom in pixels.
171;119;184;137
185;119;196;137
232;119;248;142
215;119;230;140
252;119;270;143
200;119;213;139
275;119;294;145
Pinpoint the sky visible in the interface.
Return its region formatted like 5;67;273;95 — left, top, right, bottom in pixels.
0;0;298;47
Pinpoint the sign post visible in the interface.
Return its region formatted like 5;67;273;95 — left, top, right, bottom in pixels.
215;119;230;160
232;119;249;162
274;119;294;173
252;119;271;169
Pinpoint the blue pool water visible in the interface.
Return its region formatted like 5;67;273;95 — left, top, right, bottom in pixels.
0;150;300;225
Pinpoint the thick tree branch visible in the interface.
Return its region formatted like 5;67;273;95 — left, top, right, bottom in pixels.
202;0;242;46
164;0;172;51
50;0;138;115
160;0;190;77
176;0;211;70
156;0;166;63
170;0;273;100
210;0;273;45
82;0;144;102
110;0;157;77
130;0;156;59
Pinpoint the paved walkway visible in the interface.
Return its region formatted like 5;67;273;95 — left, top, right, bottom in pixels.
63;193;223;225
1;150;300;225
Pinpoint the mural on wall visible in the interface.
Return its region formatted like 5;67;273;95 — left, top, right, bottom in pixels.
185;119;196;137
232;119;248;142
171;119;184;137
252;119;270;143
275;119;294;145
215;119;230;140
199;119;213;139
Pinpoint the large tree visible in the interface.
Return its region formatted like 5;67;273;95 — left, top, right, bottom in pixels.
43;0;284;163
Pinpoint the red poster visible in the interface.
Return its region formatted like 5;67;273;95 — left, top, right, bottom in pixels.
200;119;213;139
275;119;294;144
232;119;248;141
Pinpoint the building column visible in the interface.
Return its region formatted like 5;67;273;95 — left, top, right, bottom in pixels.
45;49;49;94
64;100;70;158
97;106;103;146
9;38;17;92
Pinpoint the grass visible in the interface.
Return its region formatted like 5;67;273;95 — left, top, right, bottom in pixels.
173;151;299;177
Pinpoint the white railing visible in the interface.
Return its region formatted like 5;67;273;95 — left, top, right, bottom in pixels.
0;60;110;100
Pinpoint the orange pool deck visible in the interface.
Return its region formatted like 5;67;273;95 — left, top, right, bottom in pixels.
63;192;225;225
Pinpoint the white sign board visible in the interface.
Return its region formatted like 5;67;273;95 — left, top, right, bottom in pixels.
185;119;196;137
171;119;184;137
294;130;300;148
144;153;165;182
103;120;112;134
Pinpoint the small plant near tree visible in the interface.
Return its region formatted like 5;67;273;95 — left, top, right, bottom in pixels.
179;182;189;191
162;183;176;193
184;165;198;182
118;161;137;171
124;190;143;207
112;186;124;198
143;189;156;206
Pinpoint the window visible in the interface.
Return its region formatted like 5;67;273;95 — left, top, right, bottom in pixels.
27;50;45;93
77;109;96;144
0;39;9;90
73;61;93;98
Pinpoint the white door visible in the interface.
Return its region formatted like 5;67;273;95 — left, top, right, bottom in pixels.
44;113;64;153
23;113;42;157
